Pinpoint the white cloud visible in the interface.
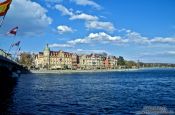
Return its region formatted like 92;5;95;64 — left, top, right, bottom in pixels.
118;28;131;33
70;13;98;21
55;4;98;21
50;32;127;48
67;32;127;45
88;32;123;41
49;43;73;48
4;0;52;36
141;51;175;57
50;28;175;50
150;37;175;43
45;0;62;3
71;31;175;45
126;31;150;44
57;25;74;34
126;31;175;44
166;51;175;55
76;49;108;54
86;21;116;32
55;4;73;16
54;4;117;32
71;0;101;9
46;0;101;9
68;38;90;45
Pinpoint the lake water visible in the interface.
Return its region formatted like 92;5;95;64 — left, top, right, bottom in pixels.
1;69;175;114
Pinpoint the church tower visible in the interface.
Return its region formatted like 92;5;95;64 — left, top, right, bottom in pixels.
43;44;50;69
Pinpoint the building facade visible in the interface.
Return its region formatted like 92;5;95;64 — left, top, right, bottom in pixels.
35;45;118;70
35;45;77;70
79;54;111;70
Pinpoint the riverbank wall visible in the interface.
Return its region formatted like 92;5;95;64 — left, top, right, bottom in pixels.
30;69;139;74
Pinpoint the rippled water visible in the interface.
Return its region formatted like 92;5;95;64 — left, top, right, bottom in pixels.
1;69;175;114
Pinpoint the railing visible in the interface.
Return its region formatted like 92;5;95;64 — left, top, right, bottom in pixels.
0;49;14;62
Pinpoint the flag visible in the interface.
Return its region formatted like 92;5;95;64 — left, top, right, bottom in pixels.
11;41;20;47
7;26;18;35
0;0;12;16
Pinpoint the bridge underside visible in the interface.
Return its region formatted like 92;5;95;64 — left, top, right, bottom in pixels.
0;55;30;76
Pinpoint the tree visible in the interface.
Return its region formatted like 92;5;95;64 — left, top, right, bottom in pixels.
125;61;137;68
19;52;33;68
117;56;125;66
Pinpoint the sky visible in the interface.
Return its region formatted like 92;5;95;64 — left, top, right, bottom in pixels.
0;0;175;63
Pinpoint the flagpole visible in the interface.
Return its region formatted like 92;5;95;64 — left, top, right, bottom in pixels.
14;42;20;60
13;27;19;60
7;26;20;57
8;34;16;54
7;26;19;58
14;44;17;59
16;47;21;62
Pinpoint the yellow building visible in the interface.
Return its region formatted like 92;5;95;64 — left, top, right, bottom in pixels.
35;45;77;70
35;45;118;70
79;54;106;70
108;56;118;69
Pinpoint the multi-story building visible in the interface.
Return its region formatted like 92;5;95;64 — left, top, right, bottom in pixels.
49;51;63;69
35;44;118;70
108;56;118;69
35;52;44;68
72;53;78;70
79;54;87;70
79;54;107;70
104;56;118;69
104;57;110;69
35;44;77;70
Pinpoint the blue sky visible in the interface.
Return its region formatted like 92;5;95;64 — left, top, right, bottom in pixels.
0;0;175;63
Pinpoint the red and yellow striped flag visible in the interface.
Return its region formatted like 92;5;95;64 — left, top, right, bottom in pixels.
0;0;12;16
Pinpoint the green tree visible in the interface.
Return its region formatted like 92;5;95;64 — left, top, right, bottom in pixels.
117;56;125;66
125;61;137;68
19;52;33;68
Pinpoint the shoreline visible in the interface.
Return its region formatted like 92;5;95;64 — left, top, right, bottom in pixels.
30;67;175;74
30;69;139;74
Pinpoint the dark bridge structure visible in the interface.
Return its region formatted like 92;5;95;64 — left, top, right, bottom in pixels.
0;55;30;95
0;55;29;78
0;55;29;112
